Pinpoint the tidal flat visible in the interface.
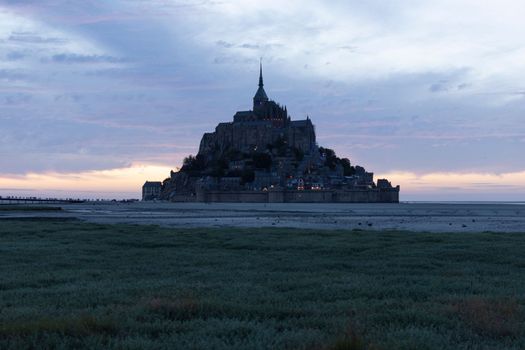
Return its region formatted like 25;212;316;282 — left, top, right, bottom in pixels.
1;219;524;349
3;201;525;232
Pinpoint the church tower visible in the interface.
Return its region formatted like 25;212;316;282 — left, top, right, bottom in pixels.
253;62;269;110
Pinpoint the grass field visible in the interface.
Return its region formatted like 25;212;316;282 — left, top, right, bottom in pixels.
0;219;524;349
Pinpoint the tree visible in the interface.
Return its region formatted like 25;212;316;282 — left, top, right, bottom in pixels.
253;152;272;169
241;169;255;184
322;148;338;170
181;154;206;173
340;158;356;176
293;147;304;161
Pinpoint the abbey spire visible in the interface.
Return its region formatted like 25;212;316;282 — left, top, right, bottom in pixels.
258;61;264;87
253;61;269;109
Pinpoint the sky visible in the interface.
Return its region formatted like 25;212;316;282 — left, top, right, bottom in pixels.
0;0;524;200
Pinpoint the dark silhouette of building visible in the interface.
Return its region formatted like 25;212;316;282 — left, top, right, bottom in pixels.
146;64;399;203
142;181;162;201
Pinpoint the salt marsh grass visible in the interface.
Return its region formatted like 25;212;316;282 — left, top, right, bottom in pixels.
0;219;524;349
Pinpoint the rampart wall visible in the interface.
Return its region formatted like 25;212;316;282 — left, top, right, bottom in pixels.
188;188;399;203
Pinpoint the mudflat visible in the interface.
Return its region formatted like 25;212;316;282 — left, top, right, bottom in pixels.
2;201;524;232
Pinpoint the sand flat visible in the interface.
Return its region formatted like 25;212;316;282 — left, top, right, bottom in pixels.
2;201;523;232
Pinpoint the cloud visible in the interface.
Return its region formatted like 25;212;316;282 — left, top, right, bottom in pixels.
213;55;257;64
378;170;525;200
0;69;26;81
0;163;173;199
2;93;32;105
49;53;125;64
8;32;67;44
338;45;357;52
216;40;234;48
215;40;282;51
6;51;26;60
429;81;449;93
239;43;259;49
168;0;525;95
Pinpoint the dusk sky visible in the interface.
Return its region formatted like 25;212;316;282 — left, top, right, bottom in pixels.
1;0;524;200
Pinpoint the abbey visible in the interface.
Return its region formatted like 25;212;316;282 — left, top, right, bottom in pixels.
145;65;399;203
199;64;316;158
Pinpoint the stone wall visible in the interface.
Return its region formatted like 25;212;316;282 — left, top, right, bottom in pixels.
197;190;268;203
198;118;317;156
333;188;399;203
169;194;197;202
189;188;399;203
288;120;316;154
283;190;333;202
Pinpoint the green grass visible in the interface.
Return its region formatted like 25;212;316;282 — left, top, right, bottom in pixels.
0;219;524;349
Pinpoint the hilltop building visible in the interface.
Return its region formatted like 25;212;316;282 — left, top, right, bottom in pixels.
144;65;399;203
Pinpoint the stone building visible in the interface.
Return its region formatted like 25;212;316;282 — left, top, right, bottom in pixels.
142;181;162;201
198;63;316;157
